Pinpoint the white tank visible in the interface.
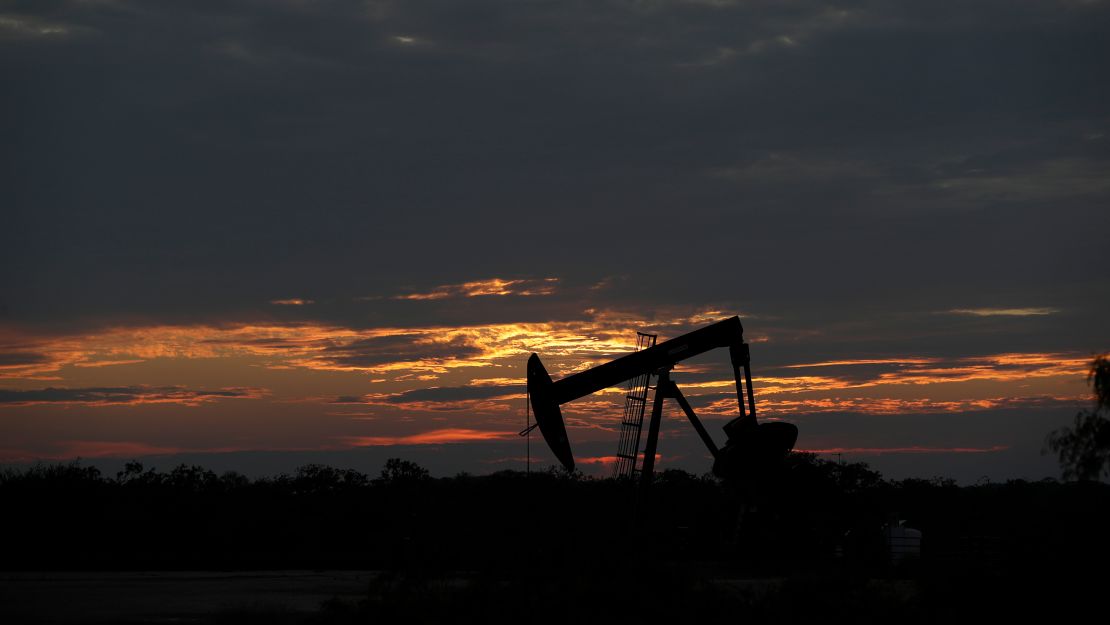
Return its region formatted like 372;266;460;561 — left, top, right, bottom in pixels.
885;523;922;561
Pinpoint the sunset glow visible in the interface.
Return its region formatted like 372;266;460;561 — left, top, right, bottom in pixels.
4;0;1107;483
0;300;1095;475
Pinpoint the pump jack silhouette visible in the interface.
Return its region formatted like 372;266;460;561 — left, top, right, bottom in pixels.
526;316;798;486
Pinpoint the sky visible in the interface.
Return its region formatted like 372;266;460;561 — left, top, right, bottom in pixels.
2;0;1109;482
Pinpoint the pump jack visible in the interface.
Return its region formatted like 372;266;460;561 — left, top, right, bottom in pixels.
526;316;798;486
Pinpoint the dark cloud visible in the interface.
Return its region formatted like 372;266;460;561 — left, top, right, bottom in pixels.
0;386;262;406
328;385;521;410
2;0;1107;337
316;334;482;369
383;384;520;404
0;352;48;367
331;395;365;405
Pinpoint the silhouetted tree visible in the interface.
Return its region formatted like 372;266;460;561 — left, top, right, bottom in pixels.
165;464;219;491
219;470;251;489
379;458;430;483
293;464;369;493
115;460;164;485
1;459;102;487
1046;354;1110;481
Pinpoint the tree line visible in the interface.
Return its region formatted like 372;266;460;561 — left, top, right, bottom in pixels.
2;451;1107;575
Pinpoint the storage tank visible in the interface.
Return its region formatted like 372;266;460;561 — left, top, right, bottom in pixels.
884;522;922;562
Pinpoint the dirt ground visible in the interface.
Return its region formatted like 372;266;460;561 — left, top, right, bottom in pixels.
0;570;375;624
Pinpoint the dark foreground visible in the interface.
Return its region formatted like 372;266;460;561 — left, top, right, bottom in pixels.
1;563;1102;625
0;571;373;624
2;456;1108;623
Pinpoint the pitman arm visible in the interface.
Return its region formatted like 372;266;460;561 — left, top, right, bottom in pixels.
541;316;748;406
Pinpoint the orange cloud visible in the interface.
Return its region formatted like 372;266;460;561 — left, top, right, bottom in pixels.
0;306;765;383
0;313;1090;429
776;353;1087;386
784;358;938;368
71;359;147;368
391;277;560;300
864;355;1088;387
575;453;660;466
0;313;655;378
947;307;1059;317
575;455;618;466
342;428;515;446
698;394;1079;416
